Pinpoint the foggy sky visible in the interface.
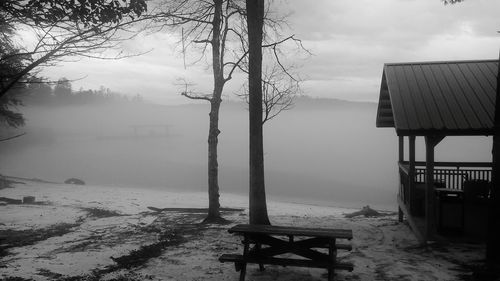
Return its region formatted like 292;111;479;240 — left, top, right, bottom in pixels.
40;0;500;105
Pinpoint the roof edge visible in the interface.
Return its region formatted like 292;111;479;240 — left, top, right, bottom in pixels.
384;59;498;67
396;128;494;137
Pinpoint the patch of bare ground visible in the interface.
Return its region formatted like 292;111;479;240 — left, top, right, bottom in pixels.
80;207;125;219
0;207;125;258
98;210;240;277
1;277;35;281
109;230;185;269
36;269;155;281
3;208;243;280
0;222;82;257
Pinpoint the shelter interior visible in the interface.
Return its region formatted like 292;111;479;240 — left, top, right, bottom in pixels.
376;59;498;243
397;135;491;242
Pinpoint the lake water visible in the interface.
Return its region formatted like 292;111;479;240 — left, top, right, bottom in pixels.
0;100;492;211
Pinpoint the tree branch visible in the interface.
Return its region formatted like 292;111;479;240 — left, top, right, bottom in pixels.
181;91;212;101
0;132;26;142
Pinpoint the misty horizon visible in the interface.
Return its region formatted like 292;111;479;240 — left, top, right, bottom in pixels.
0;98;492;211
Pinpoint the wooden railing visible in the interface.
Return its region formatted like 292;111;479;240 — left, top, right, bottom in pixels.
413;162;492;190
398;161;491;215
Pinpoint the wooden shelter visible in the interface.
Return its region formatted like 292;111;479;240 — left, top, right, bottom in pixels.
376;59;498;243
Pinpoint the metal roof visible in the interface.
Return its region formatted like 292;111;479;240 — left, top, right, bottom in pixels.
376;59;498;136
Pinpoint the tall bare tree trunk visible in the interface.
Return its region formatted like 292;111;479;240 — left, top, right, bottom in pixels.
487;52;500;267
207;97;221;220
204;0;224;222
247;0;270;225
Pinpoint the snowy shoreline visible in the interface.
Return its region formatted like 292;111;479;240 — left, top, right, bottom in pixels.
0;180;485;281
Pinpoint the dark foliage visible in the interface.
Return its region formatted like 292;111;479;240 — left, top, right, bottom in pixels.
0;19;27;128
0;100;24;128
0;76;143;130
0;0;148;129
0;0;148;100
21;78;143;106
1;0;147;29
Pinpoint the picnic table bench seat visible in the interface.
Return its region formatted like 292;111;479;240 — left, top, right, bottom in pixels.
219;253;354;271
220;224;354;281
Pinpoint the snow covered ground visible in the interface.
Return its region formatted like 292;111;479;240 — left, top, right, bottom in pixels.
0;180;485;280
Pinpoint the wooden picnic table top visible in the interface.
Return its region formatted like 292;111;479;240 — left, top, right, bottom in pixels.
228;224;353;240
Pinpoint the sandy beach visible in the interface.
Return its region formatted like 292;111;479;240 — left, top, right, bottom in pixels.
0;179;485;281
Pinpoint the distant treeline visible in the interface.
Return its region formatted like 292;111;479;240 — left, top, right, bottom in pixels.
18;77;144;106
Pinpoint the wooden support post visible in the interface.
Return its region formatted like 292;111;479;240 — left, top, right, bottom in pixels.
486;49;500;268
399;136;404;163
425;137;435;240
424;136;444;241
398;136;405;222
408;136;416;214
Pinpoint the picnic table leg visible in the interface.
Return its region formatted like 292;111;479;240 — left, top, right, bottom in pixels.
328;238;337;281
255;243;265;271
239;264;246;281
239;235;250;281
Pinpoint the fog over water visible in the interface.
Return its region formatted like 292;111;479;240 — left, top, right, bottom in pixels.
0;98;492;210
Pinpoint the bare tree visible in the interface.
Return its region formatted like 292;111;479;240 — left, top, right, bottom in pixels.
0;0;149;99
153;0;304;223
261;67;298;124
246;0;269;225
238;64;300;124
152;0;245;223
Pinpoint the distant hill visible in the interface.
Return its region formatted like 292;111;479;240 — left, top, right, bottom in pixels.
291;96;376;109
201;96;377;114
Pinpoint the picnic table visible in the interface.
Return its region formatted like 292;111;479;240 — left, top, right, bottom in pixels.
220;224;353;281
